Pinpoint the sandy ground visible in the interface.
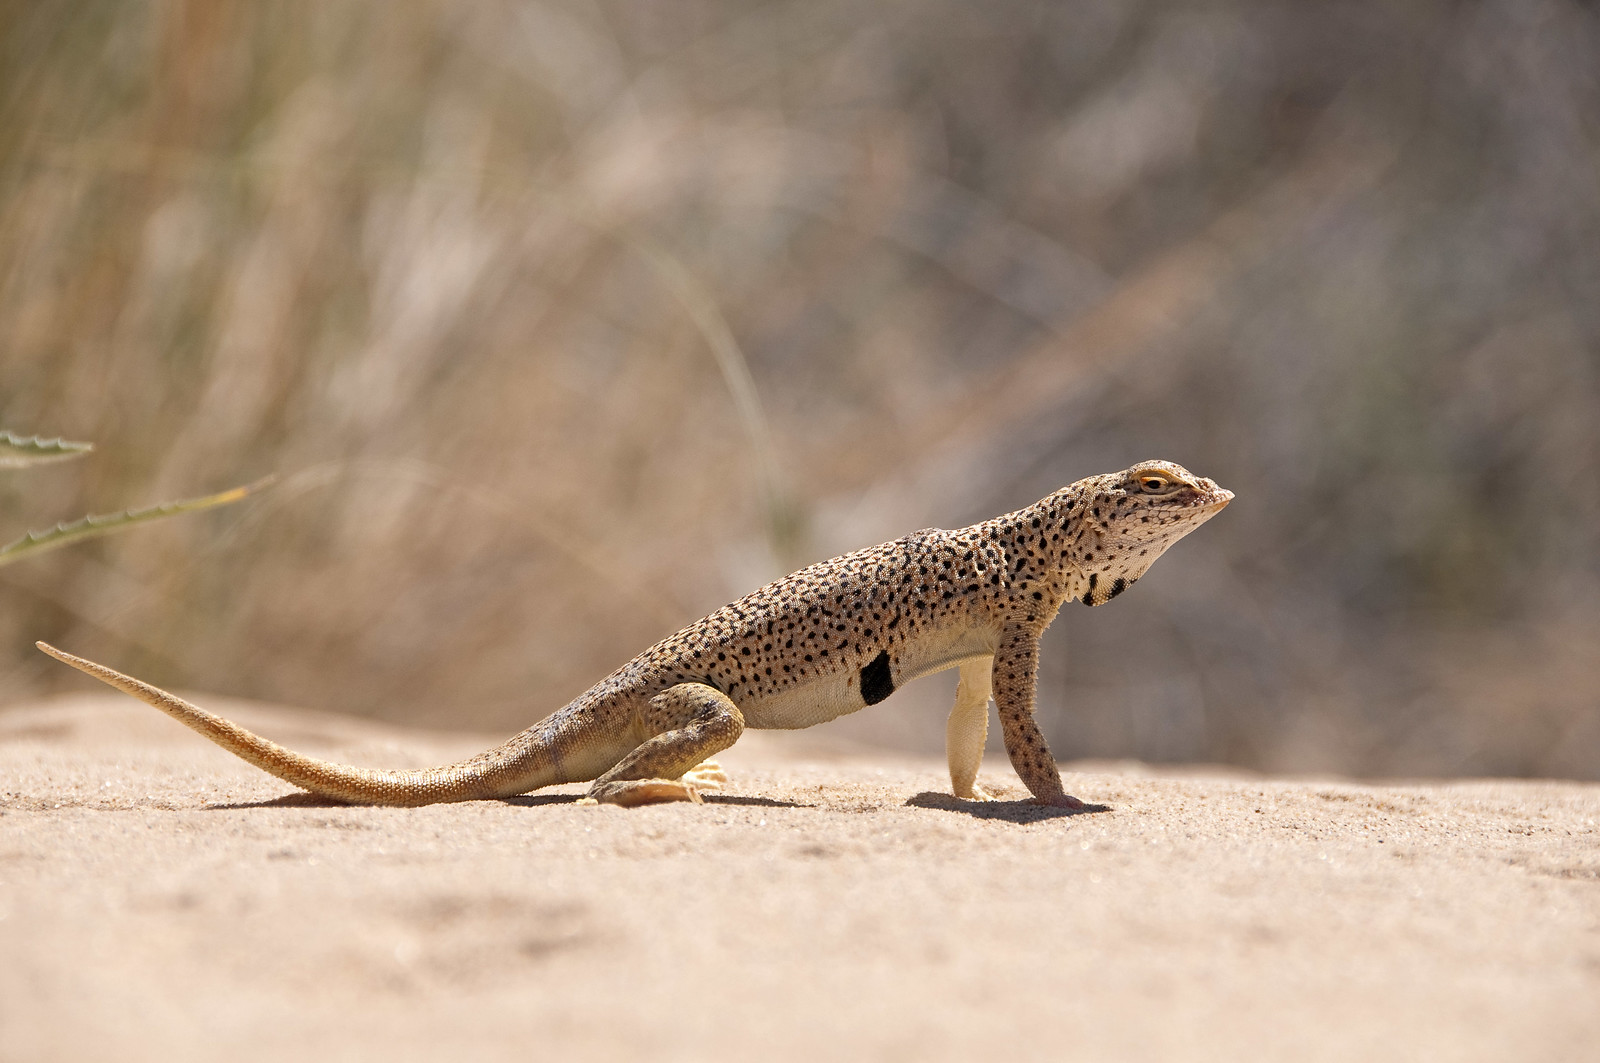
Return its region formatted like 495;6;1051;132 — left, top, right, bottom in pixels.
2;693;1598;1063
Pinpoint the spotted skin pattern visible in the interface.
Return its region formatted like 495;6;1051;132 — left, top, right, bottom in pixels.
37;461;1231;809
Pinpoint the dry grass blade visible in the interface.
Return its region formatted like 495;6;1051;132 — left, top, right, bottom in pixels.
0;475;275;568
0;431;93;469
625;236;803;562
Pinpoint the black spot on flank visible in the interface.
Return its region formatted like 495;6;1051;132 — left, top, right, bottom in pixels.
1087;573;1098;591
1109;577;1128;599
860;651;895;706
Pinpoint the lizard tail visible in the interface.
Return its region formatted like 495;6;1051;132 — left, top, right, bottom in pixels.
35;642;561;806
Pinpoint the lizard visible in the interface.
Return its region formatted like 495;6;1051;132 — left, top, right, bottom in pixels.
36;459;1231;809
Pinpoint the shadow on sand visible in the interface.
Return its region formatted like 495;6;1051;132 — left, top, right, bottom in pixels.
703;793;813;809
905;791;1111;821
208;792;353;810
211;791;587;810
208;790;813;810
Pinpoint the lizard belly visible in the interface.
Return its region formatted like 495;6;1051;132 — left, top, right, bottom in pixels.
892;624;997;686
740;670;872;730
740;625;997;730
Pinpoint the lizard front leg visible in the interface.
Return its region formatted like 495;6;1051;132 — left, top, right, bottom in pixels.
946;656;995;799
583;683;744;807
993;623;1086;809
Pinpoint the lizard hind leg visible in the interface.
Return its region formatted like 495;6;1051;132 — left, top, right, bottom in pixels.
582;683;743;807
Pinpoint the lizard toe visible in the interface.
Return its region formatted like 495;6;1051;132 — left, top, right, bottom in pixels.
680;760;728;790
585;778;705;807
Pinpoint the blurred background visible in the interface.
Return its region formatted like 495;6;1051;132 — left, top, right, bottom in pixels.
2;0;1597;780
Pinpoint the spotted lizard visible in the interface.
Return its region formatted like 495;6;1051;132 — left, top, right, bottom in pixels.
37;460;1231;809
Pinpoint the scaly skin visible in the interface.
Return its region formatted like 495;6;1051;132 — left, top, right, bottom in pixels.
38;460;1231;808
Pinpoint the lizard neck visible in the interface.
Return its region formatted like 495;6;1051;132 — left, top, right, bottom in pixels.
976;487;1090;625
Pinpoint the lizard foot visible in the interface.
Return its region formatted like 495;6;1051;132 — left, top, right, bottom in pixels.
680;760;727;790
584;778;705;807
963;783;1000;802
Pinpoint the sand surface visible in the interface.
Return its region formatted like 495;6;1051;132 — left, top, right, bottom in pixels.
2;693;1598;1062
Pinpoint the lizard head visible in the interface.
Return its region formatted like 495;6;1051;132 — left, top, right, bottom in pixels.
1073;460;1232;606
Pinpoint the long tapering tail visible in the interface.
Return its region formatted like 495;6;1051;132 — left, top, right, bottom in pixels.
36;642;557;806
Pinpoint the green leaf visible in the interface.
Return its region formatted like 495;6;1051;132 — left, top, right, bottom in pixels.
0;475;276;567
0;431;94;468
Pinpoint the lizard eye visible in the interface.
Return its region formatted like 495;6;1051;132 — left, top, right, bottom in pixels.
1137;473;1180;495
